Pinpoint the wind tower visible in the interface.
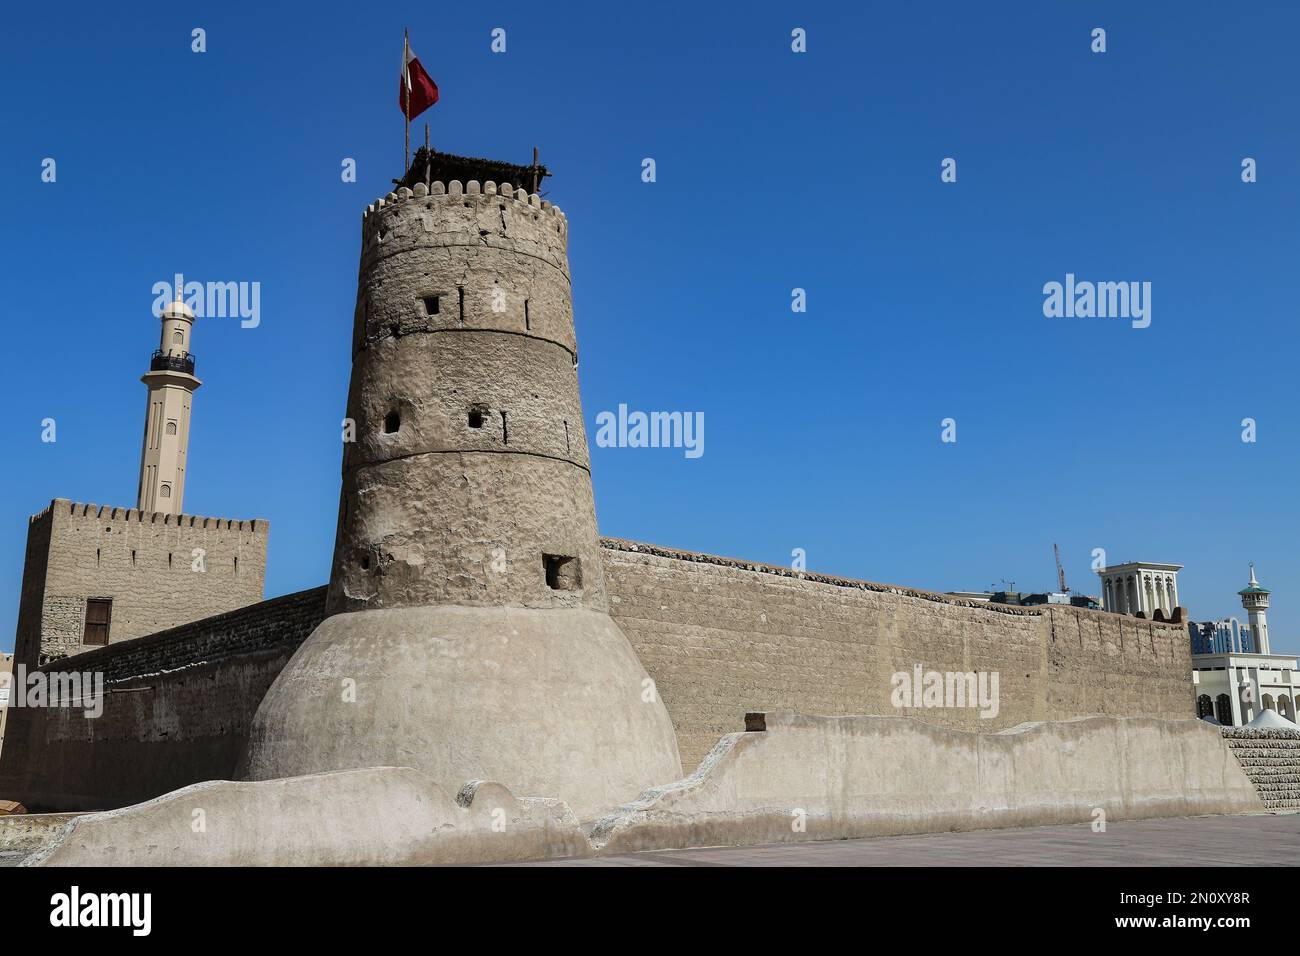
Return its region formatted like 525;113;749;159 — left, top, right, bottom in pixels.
137;298;200;515
241;150;682;818
1239;563;1271;654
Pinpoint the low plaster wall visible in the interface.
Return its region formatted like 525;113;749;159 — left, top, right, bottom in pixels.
590;713;1264;853
28;770;589;867
26;714;1262;866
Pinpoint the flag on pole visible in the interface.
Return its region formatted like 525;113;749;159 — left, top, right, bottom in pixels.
400;39;439;120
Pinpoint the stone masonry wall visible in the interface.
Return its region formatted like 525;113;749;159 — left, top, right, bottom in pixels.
14;499;268;669
0;587;327;811
601;540;1194;772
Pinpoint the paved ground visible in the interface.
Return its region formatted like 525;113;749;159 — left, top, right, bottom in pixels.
510;813;1300;866
5;813;1295;867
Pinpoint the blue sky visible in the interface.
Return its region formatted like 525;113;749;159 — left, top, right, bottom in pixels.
1;1;1297;654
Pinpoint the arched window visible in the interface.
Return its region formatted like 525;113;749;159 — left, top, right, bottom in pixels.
173;331;184;345
160;483;171;499
165;421;178;436
1278;695;1294;720
1215;694;1232;725
1196;694;1213;719
1262;694;1275;711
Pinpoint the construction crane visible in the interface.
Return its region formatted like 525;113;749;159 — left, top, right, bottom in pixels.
1054;543;1070;594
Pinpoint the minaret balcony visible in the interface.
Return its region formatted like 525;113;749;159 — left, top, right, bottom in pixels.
149;350;196;374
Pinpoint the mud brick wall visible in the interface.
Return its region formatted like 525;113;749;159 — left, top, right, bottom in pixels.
0;587;327;811
1041;603;1192;726
601;540;1193;772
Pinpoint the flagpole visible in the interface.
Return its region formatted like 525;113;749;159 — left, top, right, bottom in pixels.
403;28;411;176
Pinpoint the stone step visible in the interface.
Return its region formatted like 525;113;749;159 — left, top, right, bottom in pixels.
1236;768;1300;775
1236;770;1300;780
1223;730;1300;814
1236;780;1300;789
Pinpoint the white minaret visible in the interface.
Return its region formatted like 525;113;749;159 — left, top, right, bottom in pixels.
136;298;201;515
1239;563;1271;654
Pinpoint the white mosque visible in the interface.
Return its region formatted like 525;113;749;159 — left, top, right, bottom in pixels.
1191;565;1300;727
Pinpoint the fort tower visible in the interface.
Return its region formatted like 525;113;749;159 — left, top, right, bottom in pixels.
137;298;200;515
241;157;683;817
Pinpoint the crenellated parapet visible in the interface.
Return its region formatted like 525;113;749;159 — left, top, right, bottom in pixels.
363;179;566;229
354;180;574;359
41;498;266;534
361;181;567;274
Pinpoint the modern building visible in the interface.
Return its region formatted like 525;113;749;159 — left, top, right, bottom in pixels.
991;590;1100;609
947;590;1100;609
1097;561;1182;618
1189;617;1255;655
1192;565;1298;726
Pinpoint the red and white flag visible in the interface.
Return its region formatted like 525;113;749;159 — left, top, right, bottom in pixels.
400;38;439;120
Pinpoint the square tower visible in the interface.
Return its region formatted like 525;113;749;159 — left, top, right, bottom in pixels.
1098;561;1183;618
13;500;268;668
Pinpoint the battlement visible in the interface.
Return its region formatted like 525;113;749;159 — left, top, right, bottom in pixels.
599;537;1044;616
37;498;266;534
363;180;567;233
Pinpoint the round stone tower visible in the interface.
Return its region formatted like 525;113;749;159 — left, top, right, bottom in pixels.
241;173;682;818
329;179;604;614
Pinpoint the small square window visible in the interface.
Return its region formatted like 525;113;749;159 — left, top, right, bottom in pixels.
543;554;580;591
468;409;485;429
422;295;440;315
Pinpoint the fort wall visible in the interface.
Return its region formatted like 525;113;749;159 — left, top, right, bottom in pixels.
14;499;268;669
602;540;1194;771
0;540;1193;810
0;587;326;810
